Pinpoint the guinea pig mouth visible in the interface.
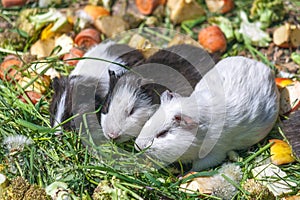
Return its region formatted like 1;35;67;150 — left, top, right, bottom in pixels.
134;143;143;151
134;138;154;151
106;132;120;139
114;135;133;143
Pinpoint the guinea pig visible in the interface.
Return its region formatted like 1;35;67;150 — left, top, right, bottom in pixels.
100;44;215;142
135;56;280;171
100;71;159;142
50;41;144;132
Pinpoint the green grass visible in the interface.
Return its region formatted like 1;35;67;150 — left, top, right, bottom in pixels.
0;0;300;199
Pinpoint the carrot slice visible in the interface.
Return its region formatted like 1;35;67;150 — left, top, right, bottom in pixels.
0;56;22;81
63;47;85;66
135;0;160;15
84;5;110;20
74;28;101;49
198;26;227;53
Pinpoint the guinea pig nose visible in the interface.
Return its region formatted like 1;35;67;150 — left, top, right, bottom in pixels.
108;132;119;139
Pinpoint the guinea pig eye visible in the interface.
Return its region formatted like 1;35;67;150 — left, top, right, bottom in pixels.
128;107;135;116
156;130;168;138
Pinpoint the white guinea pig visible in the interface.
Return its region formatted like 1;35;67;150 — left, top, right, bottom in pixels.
100;44;214;142
135;56;279;171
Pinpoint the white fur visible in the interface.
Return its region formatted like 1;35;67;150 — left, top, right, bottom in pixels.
135;56;279;171
53;90;67;128
101;75;157;142
71;41;127;95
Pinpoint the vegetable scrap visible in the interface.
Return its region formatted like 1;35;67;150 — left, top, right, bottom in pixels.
198;25;227;53
269;139;295;165
252;164;297;196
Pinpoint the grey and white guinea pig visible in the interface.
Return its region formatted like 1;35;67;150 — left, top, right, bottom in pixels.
50;41;145;132
100;71;160;142
135;56;280;171
100;44;214;142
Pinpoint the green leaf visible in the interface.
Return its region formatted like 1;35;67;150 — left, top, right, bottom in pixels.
16;119;53;133
291;52;300;65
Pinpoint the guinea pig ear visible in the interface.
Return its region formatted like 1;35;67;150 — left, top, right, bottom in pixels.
51;77;61;92
160;90;182;104
101;90;112;114
108;70;115;77
108;70;121;90
174;114;198;130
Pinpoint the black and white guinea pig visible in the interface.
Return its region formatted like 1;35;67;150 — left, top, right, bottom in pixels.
135;56;280;171
100;44;215;142
50;41;144;132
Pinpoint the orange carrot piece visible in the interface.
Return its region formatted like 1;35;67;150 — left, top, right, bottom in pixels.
74;28;101;49
198;26;227;53
0;55;22;81
84;5;110;20
135;0;160;15
63;47;85;66
1;0;27;7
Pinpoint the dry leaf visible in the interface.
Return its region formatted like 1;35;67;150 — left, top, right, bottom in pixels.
282;194;300;200
252;164;297;196
179;172;214;194
290;26;300;47
179;163;242;197
270;139;295;165
168;34;200;47
30;38;55;58
127;34;158;58
94;16;129;38
279;81;300;114
54;34;74;55
273;23;300;48
273;24;291;48
29;62;60;79
112;0;145;29
275;78;293;89
167;0;205;24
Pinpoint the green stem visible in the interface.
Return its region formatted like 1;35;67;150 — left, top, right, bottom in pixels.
0;47;24;55
221;174;250;196
243;142;273;165
14;159;23;177
143;27;172;42
245;43;276;71
114;182;144;200
120;182;143;189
